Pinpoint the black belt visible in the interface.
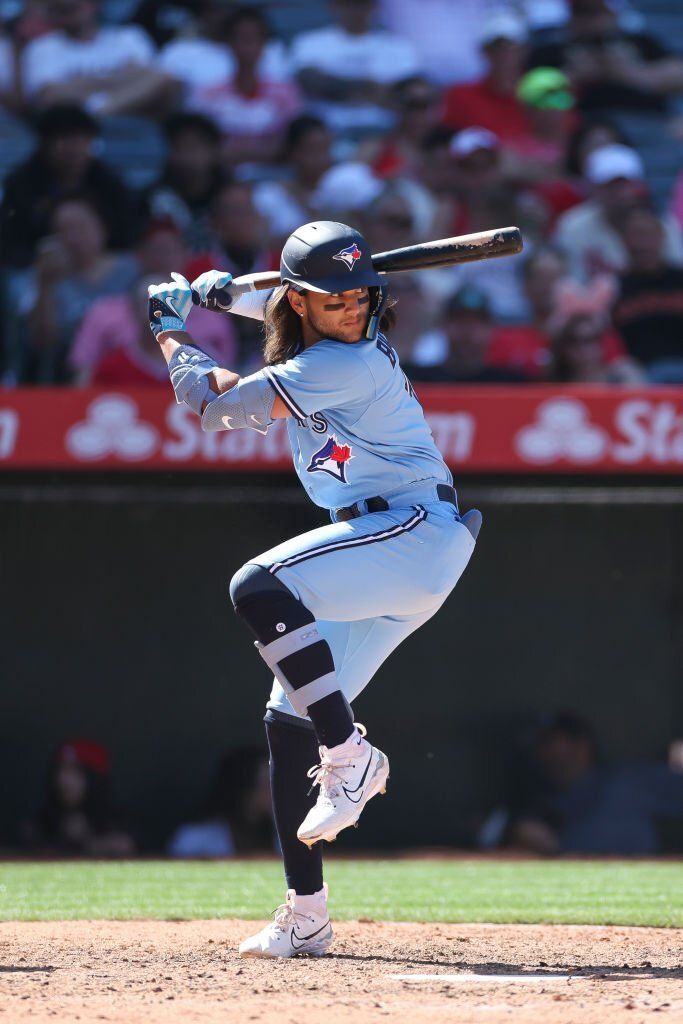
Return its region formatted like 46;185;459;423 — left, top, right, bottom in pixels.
334;483;457;522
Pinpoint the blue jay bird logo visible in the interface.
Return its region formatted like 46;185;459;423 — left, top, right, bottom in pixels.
307;435;353;482
333;243;362;271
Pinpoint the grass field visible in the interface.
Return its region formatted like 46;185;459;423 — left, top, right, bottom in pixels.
0;858;681;927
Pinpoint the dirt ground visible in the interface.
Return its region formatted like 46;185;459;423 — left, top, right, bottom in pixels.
0;920;681;1024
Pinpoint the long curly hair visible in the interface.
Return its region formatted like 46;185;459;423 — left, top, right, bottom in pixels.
263;286;396;366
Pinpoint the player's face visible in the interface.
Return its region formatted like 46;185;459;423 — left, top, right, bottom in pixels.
302;288;370;344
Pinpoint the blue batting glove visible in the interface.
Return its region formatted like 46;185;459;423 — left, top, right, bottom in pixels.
191;269;234;313
148;272;194;337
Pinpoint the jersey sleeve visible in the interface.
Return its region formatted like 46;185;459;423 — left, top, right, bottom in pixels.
229;289;273;321
263;344;375;420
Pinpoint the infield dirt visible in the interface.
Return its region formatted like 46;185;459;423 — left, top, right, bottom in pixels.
1;920;681;1023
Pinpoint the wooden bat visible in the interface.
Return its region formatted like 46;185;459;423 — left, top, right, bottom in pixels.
192;226;523;303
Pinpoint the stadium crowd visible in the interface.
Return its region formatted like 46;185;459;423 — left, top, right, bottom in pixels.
1;0;683;386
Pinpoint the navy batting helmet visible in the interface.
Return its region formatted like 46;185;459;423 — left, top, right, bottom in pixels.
280;221;388;341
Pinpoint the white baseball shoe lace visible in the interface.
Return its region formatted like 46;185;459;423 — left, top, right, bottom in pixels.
297;723;389;847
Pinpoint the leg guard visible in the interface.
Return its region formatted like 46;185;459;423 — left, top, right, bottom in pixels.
230;563;341;718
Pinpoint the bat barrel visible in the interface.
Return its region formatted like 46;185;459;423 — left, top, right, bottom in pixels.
372;226;523;273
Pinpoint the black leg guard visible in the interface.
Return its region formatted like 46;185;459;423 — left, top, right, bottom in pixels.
265;712;323;895
231;563;353;748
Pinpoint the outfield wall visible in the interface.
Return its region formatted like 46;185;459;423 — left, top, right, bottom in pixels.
1;475;681;849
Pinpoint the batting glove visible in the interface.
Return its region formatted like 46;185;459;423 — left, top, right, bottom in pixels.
148;272;194;337
191;269;234;313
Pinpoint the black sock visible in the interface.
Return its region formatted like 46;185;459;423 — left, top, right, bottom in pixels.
265;714;324;896
307;691;354;748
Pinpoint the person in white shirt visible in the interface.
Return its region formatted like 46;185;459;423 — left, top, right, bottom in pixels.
158;0;291;95
553;144;683;282
21;0;177;116
290;0;420;134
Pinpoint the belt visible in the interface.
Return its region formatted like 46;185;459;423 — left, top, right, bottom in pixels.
334;483;458;522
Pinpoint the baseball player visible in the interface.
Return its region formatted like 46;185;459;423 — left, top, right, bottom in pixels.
148;221;481;958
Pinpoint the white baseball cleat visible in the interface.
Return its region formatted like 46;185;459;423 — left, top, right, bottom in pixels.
297;724;389;847
238;884;333;959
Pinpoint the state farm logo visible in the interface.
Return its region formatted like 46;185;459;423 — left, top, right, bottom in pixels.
515;397;609;464
66;395;159;461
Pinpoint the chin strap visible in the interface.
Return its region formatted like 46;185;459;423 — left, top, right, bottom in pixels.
364;285;389;342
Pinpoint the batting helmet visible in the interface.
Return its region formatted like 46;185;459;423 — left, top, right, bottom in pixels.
280;221;388;341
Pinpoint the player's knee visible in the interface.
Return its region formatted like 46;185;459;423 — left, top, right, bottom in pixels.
229;562;285;609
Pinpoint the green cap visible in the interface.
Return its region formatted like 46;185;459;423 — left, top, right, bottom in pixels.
517;67;574;111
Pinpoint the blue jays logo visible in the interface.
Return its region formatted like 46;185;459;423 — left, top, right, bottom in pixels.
307;435;353;482
333;243;362;271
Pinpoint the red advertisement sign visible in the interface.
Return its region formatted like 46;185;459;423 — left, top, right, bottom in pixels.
1;386;682;473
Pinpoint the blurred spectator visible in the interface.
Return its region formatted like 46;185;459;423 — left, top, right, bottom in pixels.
613;205;683;383
190;179;273;279
513;66;576;175
365;75;442;180
416;128;533;321
550;310;643;383
0;104;138;269
565;115;627;181
553;143;683;281
69;225;238;385
146;112;227;252
184;6;301;166
28;197;138;382
167;747;274;857
158;0;290;94
528;0;683;114
442;12;531;146
253;115;333;241
69;274;236;386
378;0;489;85
290;0;420;135
408;287;530;383
503;712;683;856
21;738;136;857
21;0;177;116
485;246;568;378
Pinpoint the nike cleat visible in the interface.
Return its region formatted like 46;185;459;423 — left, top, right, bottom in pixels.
238;885;333;959
297;724;389;848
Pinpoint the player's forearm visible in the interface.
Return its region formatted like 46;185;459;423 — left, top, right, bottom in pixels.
157;330;240;411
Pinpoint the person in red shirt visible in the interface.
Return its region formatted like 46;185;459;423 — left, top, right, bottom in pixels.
368;75;442;180
442;12;531;146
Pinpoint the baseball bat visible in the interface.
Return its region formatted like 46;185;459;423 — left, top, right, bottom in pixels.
191;226;523;303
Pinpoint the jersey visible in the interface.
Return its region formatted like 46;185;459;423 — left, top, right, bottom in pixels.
259;332;451;510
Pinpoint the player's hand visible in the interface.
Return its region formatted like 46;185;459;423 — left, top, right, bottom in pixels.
148;272;193;338
191;269;234;313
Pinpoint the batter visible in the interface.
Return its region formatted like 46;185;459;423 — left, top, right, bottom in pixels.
148;221;481;958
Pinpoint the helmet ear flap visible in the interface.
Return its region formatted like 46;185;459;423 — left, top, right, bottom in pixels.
364;285;388;342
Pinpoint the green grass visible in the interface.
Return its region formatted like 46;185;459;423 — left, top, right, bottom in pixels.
0;859;681;927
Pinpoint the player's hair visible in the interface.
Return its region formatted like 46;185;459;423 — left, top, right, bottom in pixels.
263;286;396;365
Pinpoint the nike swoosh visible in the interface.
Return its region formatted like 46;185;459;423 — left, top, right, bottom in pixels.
290;919;330;950
165;295;181;318
342;749;373;803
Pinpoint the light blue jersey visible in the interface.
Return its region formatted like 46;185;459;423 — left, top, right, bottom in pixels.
217;288;478;726
258;333;451;511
